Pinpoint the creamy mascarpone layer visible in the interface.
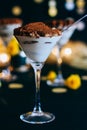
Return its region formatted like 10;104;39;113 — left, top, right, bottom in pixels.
16;36;62;62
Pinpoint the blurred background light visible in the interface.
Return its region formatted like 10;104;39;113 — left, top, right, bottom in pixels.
34;0;44;3
48;6;58;17
12;6;22;16
76;0;85;14
48;0;58;17
65;0;75;11
76;21;85;31
0;53;10;64
63;48;72;56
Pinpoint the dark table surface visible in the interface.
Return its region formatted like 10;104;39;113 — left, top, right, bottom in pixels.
0;63;87;130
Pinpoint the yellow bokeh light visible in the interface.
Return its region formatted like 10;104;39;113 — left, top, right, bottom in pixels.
48;6;58;17
0;53;10;64
57;57;62;64
52;88;67;93
34;0;44;3
52;45;59;56
76;0;85;8
12;6;22;16
63;48;72;56
62;48;72;56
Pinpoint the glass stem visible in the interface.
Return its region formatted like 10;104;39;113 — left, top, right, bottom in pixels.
57;46;64;79
57;47;62;74
33;63;43;113
57;59;62;75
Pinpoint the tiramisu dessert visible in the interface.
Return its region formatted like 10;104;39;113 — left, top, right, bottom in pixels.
46;18;77;87
45;18;76;46
0;18;22;44
14;22;63;124
59;18;76;46
14;22;62;62
45;19;65;30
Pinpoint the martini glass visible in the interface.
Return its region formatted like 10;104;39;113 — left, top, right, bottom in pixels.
47;14;87;89
47;18;77;87
14;22;62;124
0;18;22;81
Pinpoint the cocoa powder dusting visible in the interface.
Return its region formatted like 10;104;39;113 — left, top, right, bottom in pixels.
14;22;62;37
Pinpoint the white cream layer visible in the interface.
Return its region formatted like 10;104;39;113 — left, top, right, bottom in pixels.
16;36;62;62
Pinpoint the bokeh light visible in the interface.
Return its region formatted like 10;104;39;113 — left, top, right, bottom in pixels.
34;0;44;3
12;6;22;16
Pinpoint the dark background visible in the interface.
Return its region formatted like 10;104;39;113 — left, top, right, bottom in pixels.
0;0;86;23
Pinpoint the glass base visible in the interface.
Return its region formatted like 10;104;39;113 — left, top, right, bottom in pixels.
20;111;55;124
47;78;64;87
47;73;65;87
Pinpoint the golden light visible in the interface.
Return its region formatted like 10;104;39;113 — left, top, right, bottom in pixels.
48;6;58;17
57;57;62;64
34;0;44;3
0;53;10;64
12;6;22;16
52;45;59;56
52;88;68;93
0;52;11;81
62;48;72;56
76;0;85;14
8;83;23;89
76;0;85;8
48;0;58;17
